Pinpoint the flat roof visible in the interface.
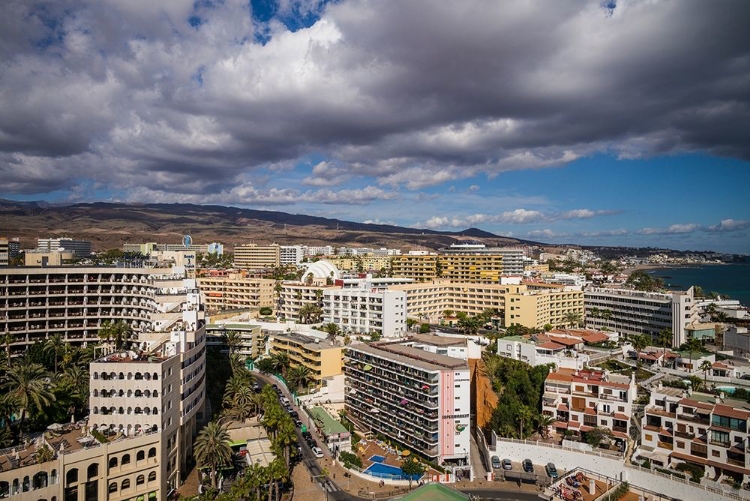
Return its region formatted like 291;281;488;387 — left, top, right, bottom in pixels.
206;323;261;331
307;406;349;436
398;483;469;501
352;342;468;372
407;334;467;347
274;332;339;350
93;350;170;364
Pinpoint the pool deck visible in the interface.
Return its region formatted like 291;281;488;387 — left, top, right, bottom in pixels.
355;439;438;478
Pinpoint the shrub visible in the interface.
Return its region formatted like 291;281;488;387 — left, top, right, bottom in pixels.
339;450;362;469
655;467;685;480
674;462;704;483
602;481;629;501
259;307;273;316
91;430;109;444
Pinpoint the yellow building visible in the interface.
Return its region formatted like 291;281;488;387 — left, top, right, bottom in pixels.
525;263;550;274
197;274;275;313
234;243;280;270
270;333;343;382
390;280;583;329
392;254;503;283
327;255;392;273
504;289;584;329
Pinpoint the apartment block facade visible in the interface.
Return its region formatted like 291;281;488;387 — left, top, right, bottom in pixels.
323;287;406;338
0;237;20;266
197;274;275;312
206;323;265;360
505;288;584;329
641;386;750;484
234;244;280;270
38;238;93;258
584;287;698;347
345;342;471;469
279;246;304;265
0;268;159;357
542;368;636;445
269;333;343;382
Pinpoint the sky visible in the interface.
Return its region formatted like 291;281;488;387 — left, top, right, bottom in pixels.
1;0;749;253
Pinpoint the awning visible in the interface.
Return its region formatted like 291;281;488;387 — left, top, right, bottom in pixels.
363;365;373;371
640;450;670;465
553;421;568;429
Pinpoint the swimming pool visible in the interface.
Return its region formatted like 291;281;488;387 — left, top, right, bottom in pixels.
364;462;422;481
369;455;386;463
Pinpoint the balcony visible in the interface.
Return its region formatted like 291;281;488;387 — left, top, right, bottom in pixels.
727;457;746;468
677;413;709;425
657;441;673;450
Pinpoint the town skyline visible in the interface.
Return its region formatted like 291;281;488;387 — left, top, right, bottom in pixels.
1;1;749;253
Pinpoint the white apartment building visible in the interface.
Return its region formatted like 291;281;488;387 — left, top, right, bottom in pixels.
280;246;304;265
497;335;590;370
585;287;698;347
345;341;472;472
302;245;334;257
323;286;406;338
542;368;637;446
0;268;158;357
0;275;206;501
90;279;206;495
38;237;93;257
641;385;750;484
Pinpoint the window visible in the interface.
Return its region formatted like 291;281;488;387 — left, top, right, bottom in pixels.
137;451;145;461
136;475;145;486
87;464;98;479
148;472;156;482
108;483;117;494
121;479;130;490
122;454;131;466
712;450;720;457
676;440;685;449
148;448;157;458
66;469;78;486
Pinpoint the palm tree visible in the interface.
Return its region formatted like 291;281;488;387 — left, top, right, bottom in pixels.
322;323;341;342
537;414;555;439
2;333;14;359
97;321;133;351
286;365;312;391
269;353;290;376
262;406;285;440
274;419;297;468
688;375;703;392
700;360;713;388
631;334;650;365
685;337;703;373
516;406;533;439
251;392;266;420
406;318;418;332
44;333;66;374
228;398;254;423
2;363;55;434
657;329;672;367
563;311;582;328
194;421;232;490
266;458;288;501
60;364;90;411
458;315;482;335
223;331;243;355
0;394;19;440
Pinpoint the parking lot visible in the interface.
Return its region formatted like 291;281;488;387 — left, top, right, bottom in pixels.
490;457;556;485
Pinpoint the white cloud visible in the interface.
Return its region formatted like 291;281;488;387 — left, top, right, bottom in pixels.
707;219;750;233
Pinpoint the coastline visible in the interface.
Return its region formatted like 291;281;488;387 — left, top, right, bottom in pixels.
622;262;726;275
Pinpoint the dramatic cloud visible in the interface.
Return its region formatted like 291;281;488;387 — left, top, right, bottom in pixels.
0;0;748;199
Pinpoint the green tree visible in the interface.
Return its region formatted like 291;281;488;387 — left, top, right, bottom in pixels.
400;458;426;489
194;421;233;489
406;318;418;332
270;353;290;376
685;337;703;372
537;414;555;439
516;406;533;439
369;331;382;342
97;321;133;351
3;363;55;435
457;315;482;335
322;323;341;342
688;375;703;392
563;311;582;328
419;323;430;334
274;420;297;468
223;331;243;355
585;427;613;448
631;334;650;364
43;333;65;374
657;329;672;366
625;270;664;292
286;365;312;391
700;359;713;388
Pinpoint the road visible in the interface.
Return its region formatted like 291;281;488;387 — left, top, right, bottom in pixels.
252;372;546;501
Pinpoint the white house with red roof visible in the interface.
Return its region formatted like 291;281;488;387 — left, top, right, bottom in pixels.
541;368;637;446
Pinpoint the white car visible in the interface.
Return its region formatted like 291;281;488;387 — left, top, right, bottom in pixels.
312;447;324;458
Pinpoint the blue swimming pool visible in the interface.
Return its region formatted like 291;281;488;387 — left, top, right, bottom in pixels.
364;462;422;481
369;455;386;463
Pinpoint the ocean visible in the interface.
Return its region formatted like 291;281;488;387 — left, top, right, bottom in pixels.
646;259;750;307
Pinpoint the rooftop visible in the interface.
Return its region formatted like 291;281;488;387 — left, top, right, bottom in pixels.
406;334;467;347
274;332;340;350
307;406;349;436
351;342;468;371
94;350;170;364
398;483;469;501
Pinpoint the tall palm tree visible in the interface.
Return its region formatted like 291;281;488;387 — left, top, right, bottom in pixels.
700;360;713;388
43;333;66;374
262;406;285;440
266;459;288;501
274;419;297;468
286;365;312;391
537;414;555;439
223;331;243;355
563;311;582;328
98;321;133;351
516;406;533;439
270;353;289;376
61;364;90;410
194;421;232;490
685;337;703;373
2;333;14;359
251;392;266;420
322;323;340;342
631;334;650;365
0;394;20;438
2;363;55;434
657;329;672;367
458;315;481;335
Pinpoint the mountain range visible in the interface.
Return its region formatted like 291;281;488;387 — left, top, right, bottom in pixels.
0;200;535;251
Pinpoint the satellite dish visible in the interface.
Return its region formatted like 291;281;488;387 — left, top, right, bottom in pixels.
183;235;192;249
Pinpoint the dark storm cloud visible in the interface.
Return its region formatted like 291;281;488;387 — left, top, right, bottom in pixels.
0;0;748;197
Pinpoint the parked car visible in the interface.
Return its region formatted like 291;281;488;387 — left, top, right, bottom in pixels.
253;383;261;393
522;459;534;473
290;411;299;419
545;463;558;479
312;447;324;458
294;419;302;427
502;459;513;471
491;456;501;469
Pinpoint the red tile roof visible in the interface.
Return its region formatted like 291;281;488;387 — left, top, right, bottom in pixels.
537;341;565;351
582;333;609;344
714;404;750;420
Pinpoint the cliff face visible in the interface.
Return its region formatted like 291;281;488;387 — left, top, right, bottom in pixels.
470;358;498;429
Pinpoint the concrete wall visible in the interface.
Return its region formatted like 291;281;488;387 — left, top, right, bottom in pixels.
493;438;736;501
